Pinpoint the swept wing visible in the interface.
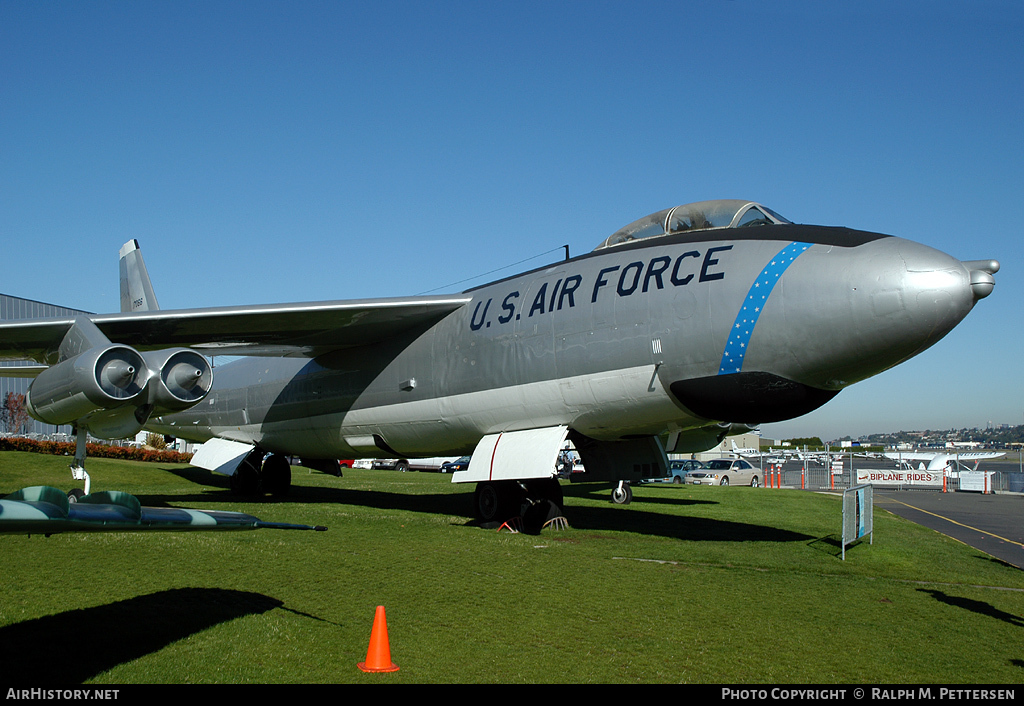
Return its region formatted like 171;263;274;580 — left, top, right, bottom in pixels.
0;295;471;364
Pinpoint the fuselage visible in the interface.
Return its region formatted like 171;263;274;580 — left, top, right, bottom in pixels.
148;214;987;460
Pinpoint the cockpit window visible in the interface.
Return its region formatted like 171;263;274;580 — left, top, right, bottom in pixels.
615;210;670;243
736;206;772;227
668;202;741;233
595;200;791;250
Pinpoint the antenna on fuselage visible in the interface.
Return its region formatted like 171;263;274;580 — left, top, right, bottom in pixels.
416;245;572;294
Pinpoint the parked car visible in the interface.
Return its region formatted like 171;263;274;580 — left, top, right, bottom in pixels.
667;459;705;484
440;456;471;473
685;458;761;486
371;457;451;472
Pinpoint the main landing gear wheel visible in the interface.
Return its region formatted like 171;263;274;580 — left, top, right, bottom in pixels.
229;449;265;496
227;449;293;497
611;482;632;505
262;454;292;497
524;478;563;511
520;478;566;534
474;481;520;524
522;498;563;535
473;478;565;527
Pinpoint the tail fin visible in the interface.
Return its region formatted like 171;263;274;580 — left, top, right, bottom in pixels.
119;240;160;312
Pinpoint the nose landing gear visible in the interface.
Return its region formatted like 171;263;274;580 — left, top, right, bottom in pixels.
610;481;632;505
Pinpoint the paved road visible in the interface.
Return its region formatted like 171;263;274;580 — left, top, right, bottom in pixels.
873;489;1024;569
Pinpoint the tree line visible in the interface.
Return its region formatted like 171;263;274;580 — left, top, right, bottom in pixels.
1;392;30;435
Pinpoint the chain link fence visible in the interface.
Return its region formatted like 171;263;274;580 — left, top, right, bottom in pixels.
760;462;1024;494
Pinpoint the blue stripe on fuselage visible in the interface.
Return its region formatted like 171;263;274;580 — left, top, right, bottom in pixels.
718;242;812;375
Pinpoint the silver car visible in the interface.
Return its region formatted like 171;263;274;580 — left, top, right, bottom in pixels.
667;459;705;484
685;458;761;487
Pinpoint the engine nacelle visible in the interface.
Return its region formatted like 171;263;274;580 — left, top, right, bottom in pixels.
25;345;149;426
142;348;214;414
671;426;730;454
25;343;214;439
80;405;152;440
669;423;759;453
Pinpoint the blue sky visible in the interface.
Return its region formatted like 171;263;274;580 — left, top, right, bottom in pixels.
2;1;1021;441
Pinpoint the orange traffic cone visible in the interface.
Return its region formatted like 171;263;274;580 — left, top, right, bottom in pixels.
357;605;399;673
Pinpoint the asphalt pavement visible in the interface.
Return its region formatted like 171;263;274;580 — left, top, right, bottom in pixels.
872;489;1024;570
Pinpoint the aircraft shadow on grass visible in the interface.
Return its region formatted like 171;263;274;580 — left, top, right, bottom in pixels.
136;466;814;542
0;588;282;684
138;471;812;543
560;503;814;542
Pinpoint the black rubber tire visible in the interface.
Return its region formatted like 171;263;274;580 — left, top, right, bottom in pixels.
230;453;263;495
522;499;563;535
611;484;633;504
262;454;292;497
474;481;522;523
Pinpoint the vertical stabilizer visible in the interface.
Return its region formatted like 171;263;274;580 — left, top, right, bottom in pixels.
119;240;160;312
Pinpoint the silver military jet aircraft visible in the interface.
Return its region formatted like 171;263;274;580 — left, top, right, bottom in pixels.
0;200;999;525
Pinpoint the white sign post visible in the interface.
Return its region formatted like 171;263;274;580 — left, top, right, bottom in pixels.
842;484;874;560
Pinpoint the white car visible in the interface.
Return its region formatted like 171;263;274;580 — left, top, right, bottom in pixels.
685;458;761;487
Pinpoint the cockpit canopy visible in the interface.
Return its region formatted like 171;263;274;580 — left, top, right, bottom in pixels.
595;200;791;251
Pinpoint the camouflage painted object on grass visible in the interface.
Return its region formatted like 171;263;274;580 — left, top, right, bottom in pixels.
0;486;326;535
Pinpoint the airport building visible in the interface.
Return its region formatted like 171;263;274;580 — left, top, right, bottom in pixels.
0;293;90;435
686;432;764;462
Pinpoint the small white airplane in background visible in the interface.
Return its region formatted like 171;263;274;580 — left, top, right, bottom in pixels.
884;450;1004;472
729;440;761;456
789;448;830;466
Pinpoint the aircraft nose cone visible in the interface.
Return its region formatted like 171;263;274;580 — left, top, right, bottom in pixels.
759;236;995;391
894;239;978;337
846;238;996;382
664;231;997;425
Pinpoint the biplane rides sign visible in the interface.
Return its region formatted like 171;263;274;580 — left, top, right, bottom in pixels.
856;469;943;488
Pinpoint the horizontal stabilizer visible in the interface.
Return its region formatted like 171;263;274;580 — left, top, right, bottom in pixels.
0;486;327;534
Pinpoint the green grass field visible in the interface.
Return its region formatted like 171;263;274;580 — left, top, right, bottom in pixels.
1;450;1022;684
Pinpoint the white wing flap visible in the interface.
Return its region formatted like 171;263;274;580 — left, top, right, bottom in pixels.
190;438;256;476
453;426;569;484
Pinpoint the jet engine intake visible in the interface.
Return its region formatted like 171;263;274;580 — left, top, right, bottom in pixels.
142;348;214;413
25;344;214;439
25;345;149;426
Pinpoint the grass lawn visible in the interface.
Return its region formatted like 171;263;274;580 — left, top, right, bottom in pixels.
1;450;1022;684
